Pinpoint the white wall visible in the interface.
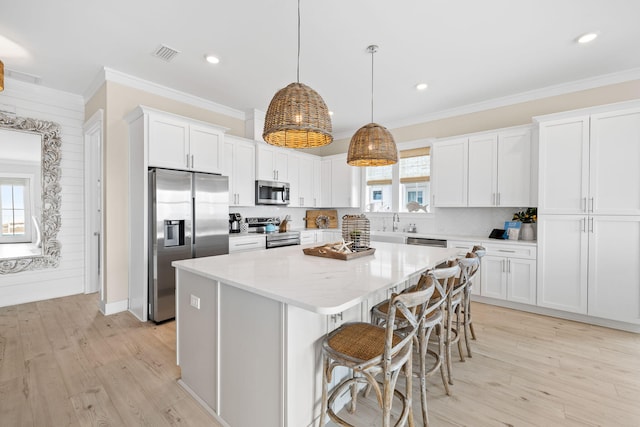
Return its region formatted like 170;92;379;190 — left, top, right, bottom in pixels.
0;78;86;307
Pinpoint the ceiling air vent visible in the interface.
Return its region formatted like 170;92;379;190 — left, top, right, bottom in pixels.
152;44;180;62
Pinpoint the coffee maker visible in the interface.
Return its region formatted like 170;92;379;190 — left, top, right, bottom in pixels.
229;213;242;233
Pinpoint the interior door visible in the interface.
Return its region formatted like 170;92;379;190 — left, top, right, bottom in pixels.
84;111;103;296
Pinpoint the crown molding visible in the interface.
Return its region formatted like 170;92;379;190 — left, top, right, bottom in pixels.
374;67;640;138
83;67;245;120
1;77;84;112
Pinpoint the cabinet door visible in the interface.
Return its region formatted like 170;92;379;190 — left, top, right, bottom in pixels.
148;114;189;169
587;216;640;324
224;140;235;205
331;156;360;207
234;140;255;206
190;124;224;173
288;155;300;207
507;258;536;305
256;144;277;181
312;158;322;207
320;160;332;207
298;156;314;207
274;150;288;182
467;134;497;207
538;117;590;214
590;108;640;215
480;256;507;299
497;128;531;206
537;215;588;313
432;138;468;207
226;138;255;206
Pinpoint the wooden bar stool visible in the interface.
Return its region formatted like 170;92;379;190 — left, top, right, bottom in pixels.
465;245;486;345
319;284;435;427
370;264;460;426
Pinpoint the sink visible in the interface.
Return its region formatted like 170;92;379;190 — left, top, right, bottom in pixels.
370;233;406;244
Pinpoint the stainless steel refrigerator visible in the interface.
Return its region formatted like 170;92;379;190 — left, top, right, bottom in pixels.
148;168;229;322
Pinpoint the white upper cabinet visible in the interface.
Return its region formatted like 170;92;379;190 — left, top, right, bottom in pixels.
467;134;497;206
538;106;640;215
189;124;225;174
495;128;532;206
224;136;255;207
297;155;318;207
433;126;532;208
589;108;640;215
147;109;226;174
288;154;300;207
256;143;289;182
538;116;590;214
466;127;532;207
432;137;468;207
321;154;361;208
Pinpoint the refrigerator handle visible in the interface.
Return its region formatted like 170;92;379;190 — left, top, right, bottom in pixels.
192;197;196;244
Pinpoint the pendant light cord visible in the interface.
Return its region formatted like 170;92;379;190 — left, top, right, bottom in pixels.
297;0;301;83
370;47;375;123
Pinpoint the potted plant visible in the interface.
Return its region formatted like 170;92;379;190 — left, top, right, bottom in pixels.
512;208;537;240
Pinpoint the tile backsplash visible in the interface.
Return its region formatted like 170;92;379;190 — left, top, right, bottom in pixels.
232;205;522;238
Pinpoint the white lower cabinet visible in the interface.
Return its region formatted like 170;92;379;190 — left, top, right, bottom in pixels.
228;235;265;253
300;230;317;245
538;214;640;324
319;230;343;243
448;240;482;295
480;243;536;305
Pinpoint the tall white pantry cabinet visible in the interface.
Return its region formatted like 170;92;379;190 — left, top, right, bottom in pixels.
536;101;640;325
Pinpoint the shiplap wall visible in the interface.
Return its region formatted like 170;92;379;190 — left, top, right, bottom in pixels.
0;78;86;307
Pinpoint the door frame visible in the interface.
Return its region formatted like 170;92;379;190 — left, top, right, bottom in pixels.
83;109;104;301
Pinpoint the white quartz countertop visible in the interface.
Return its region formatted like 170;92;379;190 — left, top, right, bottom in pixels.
173;242;459;315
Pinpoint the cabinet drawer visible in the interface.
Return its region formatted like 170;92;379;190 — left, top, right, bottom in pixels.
484;243;536;259
229;236;266;253
448;240;480;256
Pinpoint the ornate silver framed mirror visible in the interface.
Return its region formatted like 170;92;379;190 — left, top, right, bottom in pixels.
0;113;62;274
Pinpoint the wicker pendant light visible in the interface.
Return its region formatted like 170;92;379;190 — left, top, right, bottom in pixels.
347;45;398;167
263;0;332;148
0;60;4;92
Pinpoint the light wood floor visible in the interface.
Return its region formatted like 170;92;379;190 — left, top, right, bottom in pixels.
0;292;222;426
1;293;639;426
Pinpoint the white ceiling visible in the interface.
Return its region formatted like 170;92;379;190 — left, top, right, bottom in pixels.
3;0;640;138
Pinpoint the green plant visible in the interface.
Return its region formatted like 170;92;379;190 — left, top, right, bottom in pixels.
512;207;537;223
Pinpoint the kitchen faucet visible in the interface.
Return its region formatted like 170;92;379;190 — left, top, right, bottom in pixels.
392;213;399;232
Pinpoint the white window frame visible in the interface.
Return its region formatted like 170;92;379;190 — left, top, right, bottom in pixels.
0;174;35;243
360;138;435;218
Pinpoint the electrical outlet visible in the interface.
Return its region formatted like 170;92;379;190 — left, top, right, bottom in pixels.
190;294;200;309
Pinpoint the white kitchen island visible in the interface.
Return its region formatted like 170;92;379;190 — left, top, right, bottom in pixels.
172;242;459;427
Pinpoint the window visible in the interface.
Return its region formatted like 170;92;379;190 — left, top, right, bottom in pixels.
400;147;430;213
364;165;392;212
363;144;431;214
0;177;32;243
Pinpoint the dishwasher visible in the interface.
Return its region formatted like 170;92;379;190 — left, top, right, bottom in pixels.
406;236;448;247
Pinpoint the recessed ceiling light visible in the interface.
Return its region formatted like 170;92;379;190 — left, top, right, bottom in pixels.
577;32;598;44
416;83;428;91
204;54;220;64
329;111;334;116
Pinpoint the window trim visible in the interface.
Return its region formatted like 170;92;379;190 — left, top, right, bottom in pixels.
361;138;435;215
0;173;35;243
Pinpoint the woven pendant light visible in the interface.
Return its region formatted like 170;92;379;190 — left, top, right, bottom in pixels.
0;60;4;92
347;45;397;167
263;0;333;148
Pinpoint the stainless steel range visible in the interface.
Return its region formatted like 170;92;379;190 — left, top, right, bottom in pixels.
245;217;301;249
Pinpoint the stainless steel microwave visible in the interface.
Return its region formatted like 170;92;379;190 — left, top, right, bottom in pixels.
255;180;290;205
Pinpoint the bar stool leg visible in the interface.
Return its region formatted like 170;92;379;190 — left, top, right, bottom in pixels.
319;355;330;427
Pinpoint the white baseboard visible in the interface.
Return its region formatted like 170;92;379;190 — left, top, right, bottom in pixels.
471;295;640;333
100;298;128;315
